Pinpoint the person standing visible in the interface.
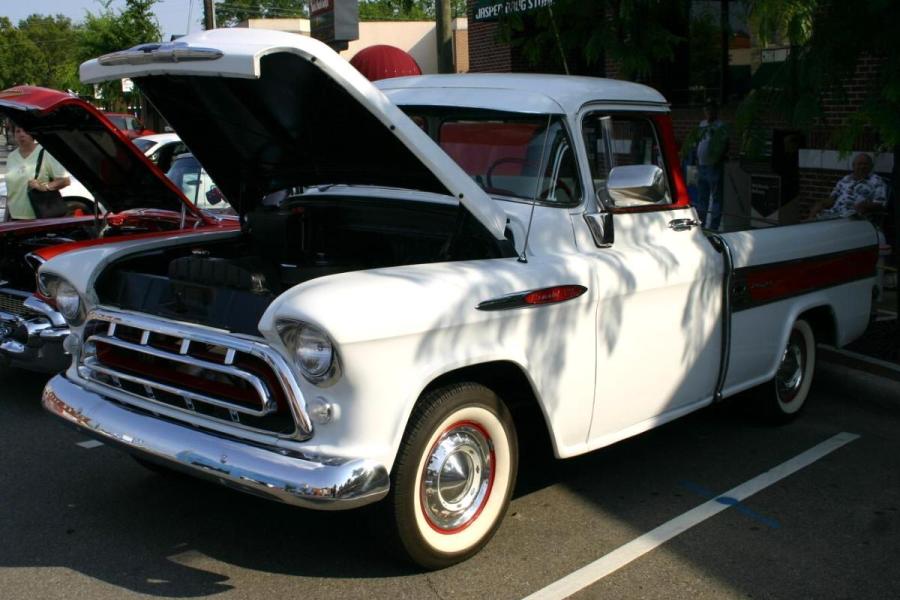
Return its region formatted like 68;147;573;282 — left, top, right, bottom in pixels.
685;100;729;230
4;124;70;221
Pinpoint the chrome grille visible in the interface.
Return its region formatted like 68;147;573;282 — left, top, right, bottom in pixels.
78;309;311;439
0;290;31;318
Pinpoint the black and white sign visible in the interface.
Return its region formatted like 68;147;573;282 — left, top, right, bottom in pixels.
473;0;554;22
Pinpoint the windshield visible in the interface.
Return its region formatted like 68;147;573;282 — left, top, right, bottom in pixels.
106;114;127;130
166;154;233;214
400;108;581;204
132;138;155;153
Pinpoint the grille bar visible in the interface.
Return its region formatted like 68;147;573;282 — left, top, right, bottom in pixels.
0;291;30;318
83;357;276;418
77;307;313;440
86;333;277;416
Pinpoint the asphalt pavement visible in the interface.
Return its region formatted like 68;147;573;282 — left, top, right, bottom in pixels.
1;360;898;599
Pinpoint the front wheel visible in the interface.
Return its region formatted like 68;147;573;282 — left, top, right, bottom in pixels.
388;383;518;569
756;319;816;423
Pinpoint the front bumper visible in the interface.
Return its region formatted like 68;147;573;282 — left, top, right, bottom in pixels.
0;296;70;372
42;375;391;510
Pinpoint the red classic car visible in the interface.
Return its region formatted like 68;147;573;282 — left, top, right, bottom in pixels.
0;86;236;372
104;112;155;139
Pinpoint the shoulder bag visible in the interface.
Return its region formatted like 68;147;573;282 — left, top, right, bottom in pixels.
27;149;68;219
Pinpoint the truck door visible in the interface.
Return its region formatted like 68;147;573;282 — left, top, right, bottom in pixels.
577;111;725;444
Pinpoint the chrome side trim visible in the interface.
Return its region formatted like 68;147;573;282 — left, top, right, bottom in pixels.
708;233;733;403
43;375;389;510
79;306;313;439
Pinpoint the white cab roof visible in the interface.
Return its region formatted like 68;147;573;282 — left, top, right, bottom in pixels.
377;74;669;115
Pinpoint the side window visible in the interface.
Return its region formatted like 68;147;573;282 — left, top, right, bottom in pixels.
582;113;670;207
539;121;583;205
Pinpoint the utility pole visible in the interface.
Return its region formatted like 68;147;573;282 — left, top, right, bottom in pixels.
435;0;453;73
720;0;729;104
203;0;216;30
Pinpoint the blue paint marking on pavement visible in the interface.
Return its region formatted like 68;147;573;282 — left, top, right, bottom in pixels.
680;480;781;529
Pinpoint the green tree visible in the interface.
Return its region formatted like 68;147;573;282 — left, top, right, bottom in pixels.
18;14;81;90
358;0;466;20
746;0;899;149
0;17;41;89
497;0;684;79
79;0;162;109
0;15;81;91
744;0;900;316
214;0;307;27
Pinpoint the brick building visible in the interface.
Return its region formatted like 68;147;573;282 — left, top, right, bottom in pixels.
465;1;892;228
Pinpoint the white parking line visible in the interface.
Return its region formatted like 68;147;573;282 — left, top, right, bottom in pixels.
523;432;860;600
77;440;104;449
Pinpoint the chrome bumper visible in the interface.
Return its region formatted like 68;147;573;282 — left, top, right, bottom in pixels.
0;297;70;373
42;375;391;510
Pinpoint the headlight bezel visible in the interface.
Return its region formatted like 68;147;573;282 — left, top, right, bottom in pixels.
277;319;340;385
40;274;85;325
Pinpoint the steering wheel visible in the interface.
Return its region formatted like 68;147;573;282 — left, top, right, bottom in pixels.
485;157;529;197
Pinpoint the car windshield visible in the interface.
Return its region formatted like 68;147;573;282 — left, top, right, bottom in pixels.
399;107;579;203
166;154;232;213
106;115;127;130
132;138;155;153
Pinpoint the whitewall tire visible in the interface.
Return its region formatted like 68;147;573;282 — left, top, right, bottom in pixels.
388;383;518;569
758;319;816;423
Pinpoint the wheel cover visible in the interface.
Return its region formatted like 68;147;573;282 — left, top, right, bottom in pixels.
776;330;806;403
420;421;494;533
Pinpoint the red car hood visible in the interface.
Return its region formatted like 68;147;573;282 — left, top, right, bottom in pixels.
31;212;239;262
0;86;201;219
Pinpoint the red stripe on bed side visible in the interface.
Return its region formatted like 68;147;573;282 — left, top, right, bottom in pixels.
740;246;878;306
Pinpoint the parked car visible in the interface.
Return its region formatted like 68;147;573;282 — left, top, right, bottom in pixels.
41;31;878;569
0;85;237;373
165;152;233;214
104;112;155;139
132;133;186;174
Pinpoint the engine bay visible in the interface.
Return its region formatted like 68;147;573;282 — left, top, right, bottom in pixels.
95;197;514;335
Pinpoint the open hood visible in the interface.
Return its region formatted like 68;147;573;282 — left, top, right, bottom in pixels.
80;29;509;239
0;86;198;217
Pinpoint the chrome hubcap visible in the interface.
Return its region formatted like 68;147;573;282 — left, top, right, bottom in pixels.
776;333;805;402
421;422;494;531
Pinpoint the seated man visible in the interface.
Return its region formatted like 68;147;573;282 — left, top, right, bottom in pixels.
807;152;887;219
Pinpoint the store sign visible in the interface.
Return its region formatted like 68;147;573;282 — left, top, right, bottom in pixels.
310;0;359;50
473;0;554;22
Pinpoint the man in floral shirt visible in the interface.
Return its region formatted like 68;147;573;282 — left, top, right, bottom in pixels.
808;153;887;219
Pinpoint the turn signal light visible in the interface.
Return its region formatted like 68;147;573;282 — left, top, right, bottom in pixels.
523;285;587;305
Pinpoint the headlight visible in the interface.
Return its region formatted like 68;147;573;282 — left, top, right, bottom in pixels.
41;275;85;325
38;272;61;298
56;281;83;323
278;321;336;383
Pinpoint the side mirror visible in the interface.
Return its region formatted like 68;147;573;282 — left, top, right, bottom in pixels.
205;187;224;206
607;164;668;207
584;212;614;248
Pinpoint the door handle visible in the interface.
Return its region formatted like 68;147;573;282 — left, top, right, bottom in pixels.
668;218;702;231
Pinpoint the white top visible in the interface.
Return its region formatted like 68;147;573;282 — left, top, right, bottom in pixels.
378;73;669;116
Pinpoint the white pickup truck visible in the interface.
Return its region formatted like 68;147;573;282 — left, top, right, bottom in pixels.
40;30;878;569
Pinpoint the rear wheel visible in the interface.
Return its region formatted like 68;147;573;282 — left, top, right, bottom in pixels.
756;319;816;423
387;383;518;569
